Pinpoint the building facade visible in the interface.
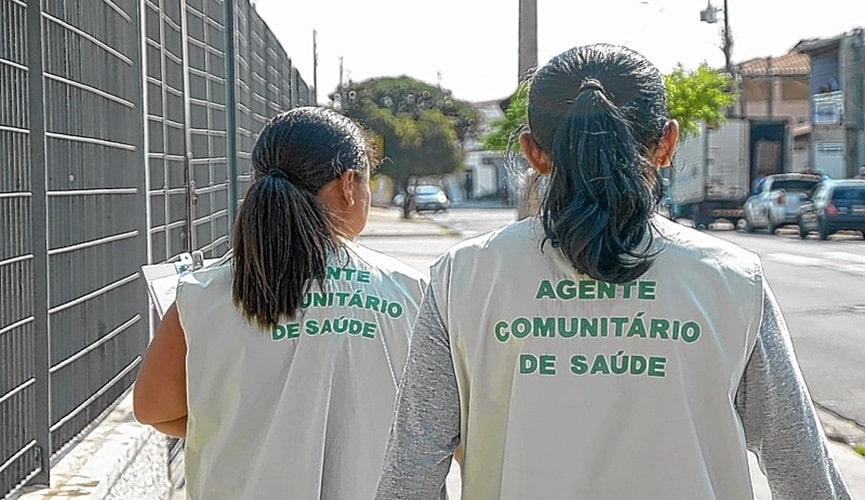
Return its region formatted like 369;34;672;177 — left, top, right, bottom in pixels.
463;100;511;201
735;50;811;172
796;28;865;178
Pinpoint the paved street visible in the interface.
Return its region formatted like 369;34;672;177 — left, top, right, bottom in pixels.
360;206;865;499
367;208;865;433
701;223;865;430
167;207;865;500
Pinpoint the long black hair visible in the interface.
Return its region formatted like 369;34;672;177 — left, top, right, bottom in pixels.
528;43;669;283
232;106;374;329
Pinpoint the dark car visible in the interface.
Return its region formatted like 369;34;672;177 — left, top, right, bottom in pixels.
406;184;450;213
797;179;865;240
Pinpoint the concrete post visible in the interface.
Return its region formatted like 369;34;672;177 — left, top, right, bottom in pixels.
518;0;537;83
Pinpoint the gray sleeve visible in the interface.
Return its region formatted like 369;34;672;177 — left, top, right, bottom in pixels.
375;284;460;500
735;281;852;500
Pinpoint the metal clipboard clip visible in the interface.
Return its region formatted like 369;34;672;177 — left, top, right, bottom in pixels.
174;250;205;275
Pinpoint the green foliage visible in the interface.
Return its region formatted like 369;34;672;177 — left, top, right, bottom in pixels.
481;64;737;151
331;76;480;189
481;81;529;153
854;444;865;458
665;63;737;138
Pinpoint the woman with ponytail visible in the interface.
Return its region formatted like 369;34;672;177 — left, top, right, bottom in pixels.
376;44;850;499
134;107;427;500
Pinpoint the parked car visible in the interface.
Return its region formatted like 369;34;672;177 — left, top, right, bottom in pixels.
743;172;822;234
798;179;865;240
406;184;450;213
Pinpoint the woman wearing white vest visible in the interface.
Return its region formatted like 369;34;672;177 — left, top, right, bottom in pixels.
133;107;427;499
375;44;851;499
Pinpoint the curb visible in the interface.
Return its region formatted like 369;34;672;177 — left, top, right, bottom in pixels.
818;405;865;447
361;209;463;239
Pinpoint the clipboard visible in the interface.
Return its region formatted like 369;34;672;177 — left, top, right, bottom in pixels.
140;250;231;318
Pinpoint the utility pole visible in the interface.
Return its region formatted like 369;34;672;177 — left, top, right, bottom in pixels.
722;0;732;78
700;0;732;76
518;0;538;83
515;0;539;219
701;0;738;115
312;30;318;105
332;56;344;110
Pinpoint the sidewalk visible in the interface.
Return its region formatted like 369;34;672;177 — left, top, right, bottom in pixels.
361;206;460;237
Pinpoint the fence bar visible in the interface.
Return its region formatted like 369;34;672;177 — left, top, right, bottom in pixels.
0;378;36;407
49;316;141;374
47;273;140;315
41;13;134;66
224;0;238;232
0;316;35;336
0;441;38;476
49;360;141;433
43;73;136;109
47;230;140;256
27;0;50;486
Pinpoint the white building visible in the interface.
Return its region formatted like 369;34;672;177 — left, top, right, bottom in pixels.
462;99;511;201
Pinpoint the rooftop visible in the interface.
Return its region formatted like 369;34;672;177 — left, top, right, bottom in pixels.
736;50;810;77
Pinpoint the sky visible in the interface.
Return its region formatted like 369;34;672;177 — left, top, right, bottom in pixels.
253;0;864;104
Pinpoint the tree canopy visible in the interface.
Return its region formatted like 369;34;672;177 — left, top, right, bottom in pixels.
331;76;480;190
480;80;528;154
481;63;737;151
664;63;737;138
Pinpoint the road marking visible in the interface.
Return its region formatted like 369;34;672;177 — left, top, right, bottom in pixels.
823;251;865;264
767;252;865;276
767;253;822;266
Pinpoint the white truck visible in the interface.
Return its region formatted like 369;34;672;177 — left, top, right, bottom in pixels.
667;117;790;229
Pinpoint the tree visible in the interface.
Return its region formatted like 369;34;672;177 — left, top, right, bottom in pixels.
481;63;737;151
331;76;480;191
481;80;529;154
664;63;737;138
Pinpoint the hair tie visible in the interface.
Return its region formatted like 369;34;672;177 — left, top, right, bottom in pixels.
577;79;606;96
265;169;291;181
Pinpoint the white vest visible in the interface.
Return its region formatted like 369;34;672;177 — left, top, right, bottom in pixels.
430;216;763;499
177;241;426;500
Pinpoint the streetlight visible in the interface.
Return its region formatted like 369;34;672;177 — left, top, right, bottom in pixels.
700;0;733;77
701;0;738;115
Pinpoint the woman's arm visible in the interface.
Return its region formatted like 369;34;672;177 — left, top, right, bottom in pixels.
735;282;851;499
132;303;189;438
375;285;461;500
151;415;188;439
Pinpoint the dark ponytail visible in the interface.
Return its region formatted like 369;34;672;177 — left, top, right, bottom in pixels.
529;44;668;283
231;107;370;330
232;173;338;330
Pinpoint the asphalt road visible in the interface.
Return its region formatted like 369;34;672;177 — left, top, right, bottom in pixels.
703;222;865;430
365;208;865;430
359;207;865;498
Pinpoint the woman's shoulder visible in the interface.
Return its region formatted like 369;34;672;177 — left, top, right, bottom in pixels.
177;261;232;293
343;240;428;285
426;218;542;279
445;217;539;257
652;216;761;276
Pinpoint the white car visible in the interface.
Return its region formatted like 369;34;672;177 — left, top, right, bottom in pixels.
743;172;822;234
407;185;450;213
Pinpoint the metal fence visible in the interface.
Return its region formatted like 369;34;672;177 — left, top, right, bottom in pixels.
0;0;312;496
